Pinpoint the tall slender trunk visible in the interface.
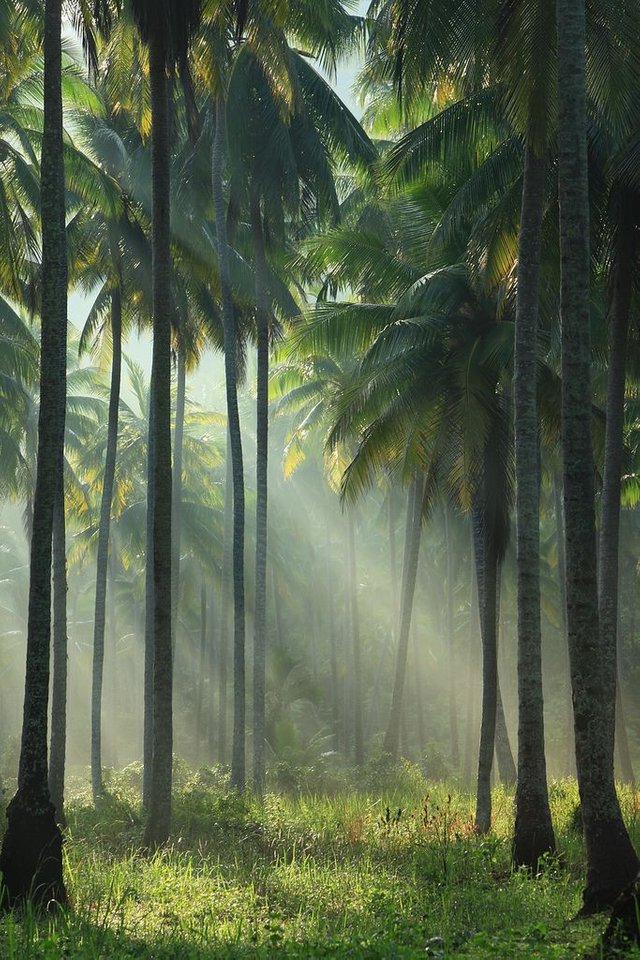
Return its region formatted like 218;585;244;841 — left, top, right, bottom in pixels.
553;472;575;775
495;672;516;784
463;534;478;789
556;0;638;910
598;199;635;768
412;627;426;757
252;195;269;794
91;287;122;802
196;581;207;763
444;506;459;771
614;574;634;783
49;477;67;827
473;501;497;834
143;377;155;805
615;618;635;785
341;616;349;756
325;535;339;751
389;488;399;642
346;510;364;765
207;583;217;763
106;556;119;770
512;141;555;865
0;0;67;906
218;439;232;763
212;95;246;790
144;30;174;848
384;474;423;757
171;347;186;657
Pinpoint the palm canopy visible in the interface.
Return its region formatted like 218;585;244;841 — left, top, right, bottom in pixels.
126;0;202;62
284;159;540;560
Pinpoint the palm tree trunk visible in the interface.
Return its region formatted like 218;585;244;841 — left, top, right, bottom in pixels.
346;510;364;765
389;488;399;642
207;584;217;763
49;476;67;828
444;506;459;771
325;535;339;751
143;376;155;805
91;287;122;802
217;437;232;763
196;580;207;763
106;556;119;770
615;617;635;785
513;141;555;866
212;95;246;790
553;472;575;775
144;29;174;848
495;672;516;784
0;0;67;906
556;0;638;910
384;474;424;757
251;195;269;794
473;502;497;834
598;198;635;769
412;627;426;758
171;346;186;658
463;534;478;789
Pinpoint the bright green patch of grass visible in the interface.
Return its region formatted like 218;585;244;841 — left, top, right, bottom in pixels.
0;765;639;958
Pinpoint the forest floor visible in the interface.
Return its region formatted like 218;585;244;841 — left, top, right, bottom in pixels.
0;760;638;958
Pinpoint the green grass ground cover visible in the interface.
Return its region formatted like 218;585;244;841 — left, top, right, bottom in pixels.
1;761;639;958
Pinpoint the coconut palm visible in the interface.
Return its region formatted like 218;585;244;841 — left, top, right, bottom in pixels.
71;99;152;802
557;0;639;913
375;0;640;889
125;0;204;845
224;15;374;787
293;152;524;821
0;0;70;907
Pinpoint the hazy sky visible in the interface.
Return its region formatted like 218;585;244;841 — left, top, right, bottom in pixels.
333;0;368;115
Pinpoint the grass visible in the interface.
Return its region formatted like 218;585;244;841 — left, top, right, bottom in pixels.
0;762;639;958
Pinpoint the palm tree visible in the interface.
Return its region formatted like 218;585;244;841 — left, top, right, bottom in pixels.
556;0;638;912
0;0;68;907
87;274;123;801
512;137;555;867
295;160;522;823
128;0;203;846
74;105;148;803
211;91;247;789
48;477;68;827
251;192;270;788
223;8;373;786
597;196;636;777
373;0;640;854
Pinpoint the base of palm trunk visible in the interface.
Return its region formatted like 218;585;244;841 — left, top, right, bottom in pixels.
513;788;555;870
512;824;555;871
578;819;639;916
600;875;640;957
0;792;67;909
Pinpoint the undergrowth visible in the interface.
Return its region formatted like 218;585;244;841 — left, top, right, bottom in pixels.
0;760;638;958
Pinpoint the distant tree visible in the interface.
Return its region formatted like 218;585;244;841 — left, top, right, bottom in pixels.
90;278;123;802
211;90;247;789
383;473;424;757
